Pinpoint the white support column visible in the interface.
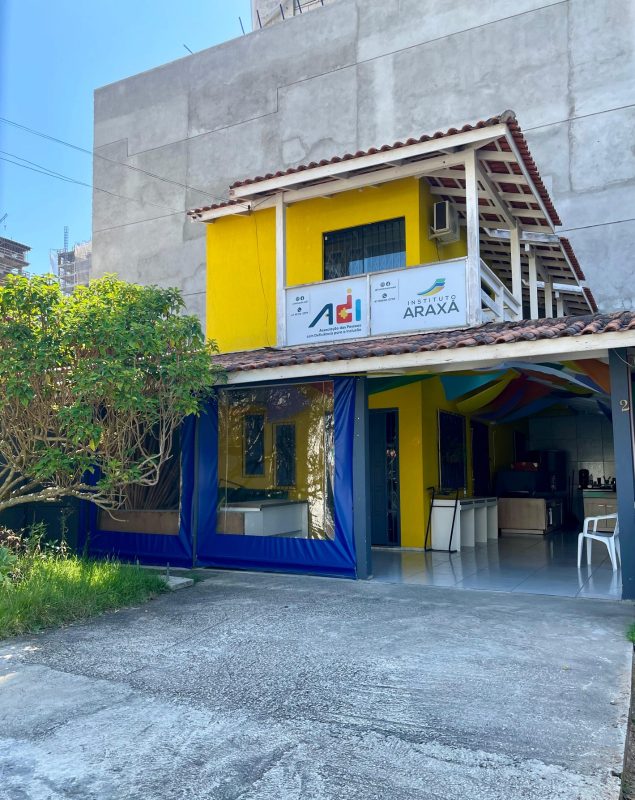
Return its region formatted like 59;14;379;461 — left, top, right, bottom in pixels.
543;274;554;318
527;247;539;319
275;193;287;346
464;149;482;326
556;292;565;317
510;223;523;316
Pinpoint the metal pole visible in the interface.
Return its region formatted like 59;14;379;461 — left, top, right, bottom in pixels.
609;348;635;599
353;377;372;579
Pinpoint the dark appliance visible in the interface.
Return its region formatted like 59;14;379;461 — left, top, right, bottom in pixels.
527;450;567;493
578;469;590;489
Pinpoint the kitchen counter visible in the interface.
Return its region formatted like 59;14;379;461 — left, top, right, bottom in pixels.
583;491;617;530
498;497;562;535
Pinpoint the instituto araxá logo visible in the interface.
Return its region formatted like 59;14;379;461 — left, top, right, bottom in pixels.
403;277;460;318
309;288;362;328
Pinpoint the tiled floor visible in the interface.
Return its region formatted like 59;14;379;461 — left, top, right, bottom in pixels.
372;531;622;599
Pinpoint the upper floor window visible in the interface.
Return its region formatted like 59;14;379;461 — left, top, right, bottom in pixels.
323;217;406;281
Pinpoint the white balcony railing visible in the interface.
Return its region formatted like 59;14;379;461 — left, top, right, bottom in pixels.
480;259;522;322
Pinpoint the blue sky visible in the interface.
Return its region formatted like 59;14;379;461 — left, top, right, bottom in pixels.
0;0;251;273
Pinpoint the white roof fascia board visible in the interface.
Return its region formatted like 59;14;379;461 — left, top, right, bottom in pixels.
192;203;252;223
502;131;556;230
229;126;508;199
224;330;635;385
196;151;471;222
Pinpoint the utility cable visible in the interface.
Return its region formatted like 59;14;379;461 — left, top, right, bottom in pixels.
0;153;181;213
0;116;246;207
4;151;633;240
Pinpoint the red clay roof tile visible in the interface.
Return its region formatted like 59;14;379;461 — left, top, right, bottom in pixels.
213;312;635;374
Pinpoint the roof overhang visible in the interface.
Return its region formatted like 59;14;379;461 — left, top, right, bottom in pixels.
230;124;508;200
221;329;635;385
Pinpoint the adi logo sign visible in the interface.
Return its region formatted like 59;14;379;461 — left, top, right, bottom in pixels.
286;277;369;345
309;288;362;328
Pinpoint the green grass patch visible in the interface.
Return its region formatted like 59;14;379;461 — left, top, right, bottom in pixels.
627;623;635;645
0;554;167;640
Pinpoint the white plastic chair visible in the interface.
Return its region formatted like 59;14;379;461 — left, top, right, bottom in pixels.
577;513;620;571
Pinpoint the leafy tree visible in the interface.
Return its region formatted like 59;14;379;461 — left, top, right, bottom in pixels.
0;274;221;511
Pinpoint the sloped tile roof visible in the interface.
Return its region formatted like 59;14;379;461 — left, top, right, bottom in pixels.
214;312;635;374
188;111;560;225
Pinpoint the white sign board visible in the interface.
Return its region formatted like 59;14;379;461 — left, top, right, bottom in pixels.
284;259;468;346
286;276;369;346
370;259;467;336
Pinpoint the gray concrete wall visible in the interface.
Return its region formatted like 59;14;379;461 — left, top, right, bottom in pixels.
251;0;339;30
93;0;635;328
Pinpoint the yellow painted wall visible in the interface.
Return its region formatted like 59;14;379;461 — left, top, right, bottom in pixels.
371;376;509;548
206;179;467;351
206;208;276;353
491;420;528;476
287;179;420;287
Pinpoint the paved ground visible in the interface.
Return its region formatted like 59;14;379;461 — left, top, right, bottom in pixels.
0;571;633;800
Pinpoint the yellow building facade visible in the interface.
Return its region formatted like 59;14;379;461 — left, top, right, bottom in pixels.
205;173;526;548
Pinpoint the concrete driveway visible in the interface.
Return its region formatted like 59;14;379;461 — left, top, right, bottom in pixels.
0;571;632;800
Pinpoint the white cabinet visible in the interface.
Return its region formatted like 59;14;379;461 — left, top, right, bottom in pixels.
218;500;309;538
431;497;498;551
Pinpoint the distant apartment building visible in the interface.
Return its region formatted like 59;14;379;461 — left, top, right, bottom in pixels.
0;236;30;281
51;240;92;295
93;0;635;325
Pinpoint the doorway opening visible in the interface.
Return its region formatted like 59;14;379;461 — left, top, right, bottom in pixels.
370;408;401;546
368;360;622;599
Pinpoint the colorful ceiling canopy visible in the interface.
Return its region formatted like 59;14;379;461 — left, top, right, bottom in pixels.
366;359;612;423
441;360;608;423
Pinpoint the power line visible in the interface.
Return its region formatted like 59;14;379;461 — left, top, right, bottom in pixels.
0;153;182;213
558;217;635;234
0;116;241;207
8;146;631;239
94;210;185;233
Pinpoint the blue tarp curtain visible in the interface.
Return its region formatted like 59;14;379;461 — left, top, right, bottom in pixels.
81;416;195;566
83;377;358;578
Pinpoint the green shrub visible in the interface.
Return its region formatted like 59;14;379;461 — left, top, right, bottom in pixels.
0;547;17;587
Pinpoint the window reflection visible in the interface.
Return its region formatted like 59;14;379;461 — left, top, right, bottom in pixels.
217;382;335;540
323;218;406;280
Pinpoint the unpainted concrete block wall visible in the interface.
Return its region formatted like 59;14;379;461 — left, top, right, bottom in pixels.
93;0;635;327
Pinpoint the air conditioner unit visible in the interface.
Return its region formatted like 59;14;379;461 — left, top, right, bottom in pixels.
430;200;460;244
